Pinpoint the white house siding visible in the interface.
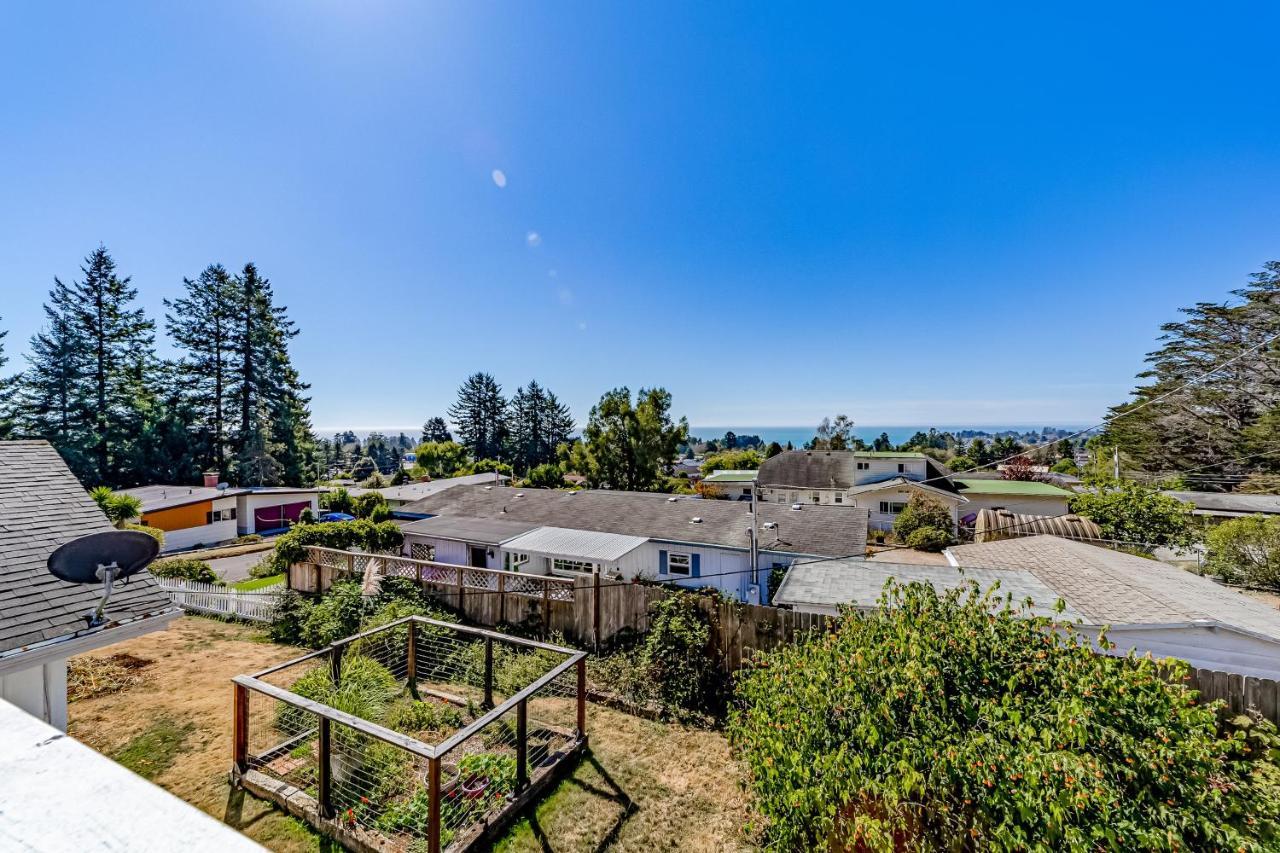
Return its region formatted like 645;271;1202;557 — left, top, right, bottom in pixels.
0;660;68;731
1076;625;1280;680
846;487;961;532
160;495;239;552
760;486;853;507
959;494;1070;520
853;458;928;484
402;535;501;570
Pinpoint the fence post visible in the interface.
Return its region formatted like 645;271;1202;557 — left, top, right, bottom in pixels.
456;566;465;611
232;681;249;774
593;572;601;651
427;755;442;853
407;621;420;700
516;697;528;790
330;643;344;687
542;581;551;635
483;638;494;709
576;656;587;741
416;562;423;592
313;562;321;595
317;716;333;818
498;573;506;625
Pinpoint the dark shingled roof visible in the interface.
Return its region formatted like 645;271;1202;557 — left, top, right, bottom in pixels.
396;485;868;557
757;450;958;492
400;514;541;544
0;441;177;657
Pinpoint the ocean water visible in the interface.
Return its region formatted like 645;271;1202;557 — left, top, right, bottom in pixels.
690;425;1088;448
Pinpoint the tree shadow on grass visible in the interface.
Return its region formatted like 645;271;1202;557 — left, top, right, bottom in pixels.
517;751;636;853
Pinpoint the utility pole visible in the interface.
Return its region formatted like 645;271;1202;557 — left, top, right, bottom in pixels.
1113;446;1120;481
749;479;759;588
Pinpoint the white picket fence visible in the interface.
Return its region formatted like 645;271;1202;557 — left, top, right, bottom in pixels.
155;577;282;622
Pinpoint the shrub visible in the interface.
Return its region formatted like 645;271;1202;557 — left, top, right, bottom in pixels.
89;486;142;526
327;487;355;515
274;655;399;734
123;522;165;549
1206;514;1280;590
366;502;391;523
352;492;388;520
389;468;410;486
1051;457;1079;475
298;507;315;525
640;591;724;718
524;463;565;489
260;519;404;576
892;493;954;541
729;580;1280;851
904;525;952;552
300;581;373;648
149;557;219;584
1070;484;1199;548
385;699;463;737
235;533;264;544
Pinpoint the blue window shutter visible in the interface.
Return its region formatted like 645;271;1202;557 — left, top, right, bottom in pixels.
658;549;668;575
691;553;701;578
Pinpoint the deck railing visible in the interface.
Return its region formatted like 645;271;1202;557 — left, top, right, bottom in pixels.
233;615;586;852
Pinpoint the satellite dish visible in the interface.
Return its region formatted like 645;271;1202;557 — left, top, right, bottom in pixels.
47;530;159;627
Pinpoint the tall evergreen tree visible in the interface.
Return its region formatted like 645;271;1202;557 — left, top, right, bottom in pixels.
507;380;575;471
166;264;237;472
17;279;90;473
448;372;508;460
421;416;452;444
0;315;13;438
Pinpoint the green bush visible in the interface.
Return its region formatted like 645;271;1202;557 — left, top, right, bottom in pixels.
729;580;1280;851
123;522;165;549
326;487;355;515
300;581;373;648
524;463;565;489
1070;484;1199;548
904;525;952;552
352;492;388;520
1206;514;1280;590
149;557;220;584
385;699;464;737
260;519;404;576
273;655;399;734
892;493;954;542
640;591;724;718
235;533;264;544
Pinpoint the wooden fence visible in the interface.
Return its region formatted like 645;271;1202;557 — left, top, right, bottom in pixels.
156;577;281;622
1186;667;1280;726
292;547;827;671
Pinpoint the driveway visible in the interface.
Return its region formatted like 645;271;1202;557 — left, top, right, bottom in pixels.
207;552;271;583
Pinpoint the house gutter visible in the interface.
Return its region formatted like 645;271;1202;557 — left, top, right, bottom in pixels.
0;610;181;676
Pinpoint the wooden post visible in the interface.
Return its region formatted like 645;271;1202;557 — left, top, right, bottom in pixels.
330;643;343;687
593;572;601;650
542;581;551;636
427;755;442;853
416;562;424;592
498;573;506;625
576;656;587;740
406;621;420;700
346;552;354;578
313;563;321;595
317;716;333;818
232;682;249;774
516;698;528;790
456;566;465;611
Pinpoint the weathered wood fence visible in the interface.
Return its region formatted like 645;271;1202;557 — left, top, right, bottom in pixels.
156;577;281;622
291;547;827;670
1185;667;1280;726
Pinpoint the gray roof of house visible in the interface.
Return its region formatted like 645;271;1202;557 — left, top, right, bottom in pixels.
501;527;649;562
120;484;247;512
395;485;868;557
773;558;1077;620
758;450;957;492
348;472;509;504
1163;490;1280;516
844;476;967;503
948;535;1280;640
0;441;178;657
399;514;541;544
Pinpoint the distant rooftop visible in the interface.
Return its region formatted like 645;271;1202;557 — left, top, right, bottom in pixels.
1163;490;1280;517
501;526;649;563
121;484;247;512
701;470;758;483
953;478;1074;497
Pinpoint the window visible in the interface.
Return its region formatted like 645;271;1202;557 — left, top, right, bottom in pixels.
228;507;237;520
667;553;692;576
897;463;906;473
207;508;231;524
551;558;597;575
856;462;869;470
504;552;529;571
879;501;908;515
834;494;843;504
811;492;820;503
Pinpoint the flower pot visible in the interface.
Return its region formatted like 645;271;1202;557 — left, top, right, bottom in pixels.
461;775;490;799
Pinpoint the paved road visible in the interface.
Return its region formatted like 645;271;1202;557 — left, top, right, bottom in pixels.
207;552;271;583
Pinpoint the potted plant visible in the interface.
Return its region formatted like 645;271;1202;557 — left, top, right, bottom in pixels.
457;753;516;801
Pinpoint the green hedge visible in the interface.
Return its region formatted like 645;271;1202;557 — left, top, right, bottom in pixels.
260;519;403;576
149;557;219;584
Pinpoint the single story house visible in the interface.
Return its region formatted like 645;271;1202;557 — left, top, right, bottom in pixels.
699;469;757;500
775;533;1280;679
1163;490;1280;522
347;471;509;517
1;441;180;730
395;485;869;603
122;476;324;549
756;450;967;530
952;477;1074;522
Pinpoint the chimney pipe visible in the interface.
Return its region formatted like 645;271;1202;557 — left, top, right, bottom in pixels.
202;470;220;488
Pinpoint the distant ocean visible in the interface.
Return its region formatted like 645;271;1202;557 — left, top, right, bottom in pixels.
689;425;1091;448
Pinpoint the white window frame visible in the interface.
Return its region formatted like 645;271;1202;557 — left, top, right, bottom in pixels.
551;557;598;575
667;552;692;576
504;552;529;571
879;500;908;515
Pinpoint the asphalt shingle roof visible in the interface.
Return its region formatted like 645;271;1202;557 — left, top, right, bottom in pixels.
1163;491;1280;516
0;441;177;657
948;535;1280;640
758;450;956;492
396;485;867;557
399;514;540;544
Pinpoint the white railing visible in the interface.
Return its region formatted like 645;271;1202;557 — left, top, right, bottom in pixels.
155;577;282;622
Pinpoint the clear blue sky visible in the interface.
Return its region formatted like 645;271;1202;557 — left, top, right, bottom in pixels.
2;3;1279;433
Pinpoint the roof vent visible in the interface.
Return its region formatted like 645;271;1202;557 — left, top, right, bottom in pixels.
762;521;778;530
515;492;524;498
791;503;803;511
667;496;679;502
690;516;703;523
484;485;492;490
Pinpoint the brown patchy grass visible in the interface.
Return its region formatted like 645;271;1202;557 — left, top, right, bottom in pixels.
69;615;758;852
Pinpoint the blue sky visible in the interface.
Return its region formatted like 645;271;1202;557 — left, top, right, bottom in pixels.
2;3;1279;432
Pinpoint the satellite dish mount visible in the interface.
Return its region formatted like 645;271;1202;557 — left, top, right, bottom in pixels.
46;530;160;628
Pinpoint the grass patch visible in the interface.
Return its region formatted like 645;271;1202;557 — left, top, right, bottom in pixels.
232;573;285;591
111;718;196;780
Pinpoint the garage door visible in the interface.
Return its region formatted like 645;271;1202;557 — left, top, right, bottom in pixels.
254;501;310;532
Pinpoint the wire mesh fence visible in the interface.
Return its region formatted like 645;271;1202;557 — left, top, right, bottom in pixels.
233;616;586;852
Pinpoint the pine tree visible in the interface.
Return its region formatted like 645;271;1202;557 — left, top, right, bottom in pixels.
421;416;452;443
166;264;237;472
70;246;155;484
17;279;90;473
448;373;508;460
0;315;13;438
507;380;575;471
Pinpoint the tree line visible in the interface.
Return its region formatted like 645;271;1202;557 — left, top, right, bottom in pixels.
0;246;314;488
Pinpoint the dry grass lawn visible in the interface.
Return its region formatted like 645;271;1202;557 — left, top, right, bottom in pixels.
69;616;758;852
